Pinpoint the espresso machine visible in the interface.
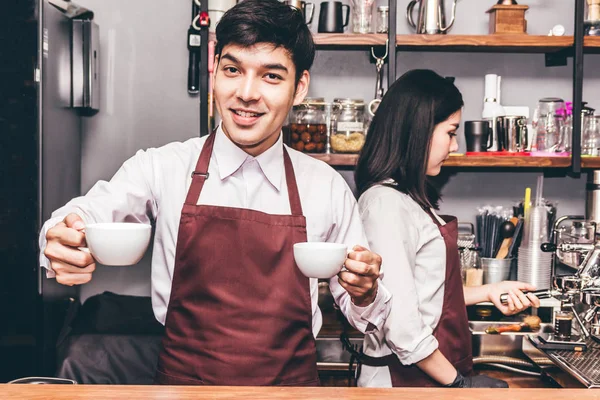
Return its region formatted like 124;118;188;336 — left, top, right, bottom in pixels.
501;216;599;347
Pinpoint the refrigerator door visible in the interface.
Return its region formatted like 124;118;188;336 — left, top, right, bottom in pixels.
39;0;81;298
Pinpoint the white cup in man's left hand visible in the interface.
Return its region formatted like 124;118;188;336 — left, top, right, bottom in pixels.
293;242;348;279
80;223;152;266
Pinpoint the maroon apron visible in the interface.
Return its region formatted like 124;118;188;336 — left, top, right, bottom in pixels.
358;211;473;387
154;132;319;386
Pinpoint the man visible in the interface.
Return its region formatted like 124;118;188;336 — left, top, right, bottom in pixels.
40;0;391;386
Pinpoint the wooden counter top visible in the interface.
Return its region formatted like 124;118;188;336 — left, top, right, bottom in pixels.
0;385;592;400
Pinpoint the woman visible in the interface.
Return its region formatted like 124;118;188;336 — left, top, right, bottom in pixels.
354;69;540;388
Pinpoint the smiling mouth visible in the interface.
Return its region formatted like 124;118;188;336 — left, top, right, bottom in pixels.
232;109;264;118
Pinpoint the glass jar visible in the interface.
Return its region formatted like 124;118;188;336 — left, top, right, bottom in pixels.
351;0;375;34
330;98;366;154
586;0;600;36
532;97;565;152
583;115;600;156
376;6;389;33
287;98;328;153
555;309;574;340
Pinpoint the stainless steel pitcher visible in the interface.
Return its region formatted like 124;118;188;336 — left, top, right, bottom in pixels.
406;0;458;34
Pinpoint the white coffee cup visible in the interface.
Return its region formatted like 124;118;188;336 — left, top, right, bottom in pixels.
81;223;152;266
293;242;348;279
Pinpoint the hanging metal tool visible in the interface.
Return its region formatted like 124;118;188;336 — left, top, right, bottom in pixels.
187;0;210;95
367;40;388;118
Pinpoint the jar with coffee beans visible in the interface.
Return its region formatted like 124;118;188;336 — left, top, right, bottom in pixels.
286;98;328;153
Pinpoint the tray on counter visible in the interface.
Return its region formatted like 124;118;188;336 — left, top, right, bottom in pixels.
529;335;600;388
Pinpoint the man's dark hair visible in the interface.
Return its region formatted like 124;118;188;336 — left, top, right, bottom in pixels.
355;69;464;209
215;0;316;84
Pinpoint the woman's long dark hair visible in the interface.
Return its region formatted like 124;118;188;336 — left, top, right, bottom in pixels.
355;69;464;209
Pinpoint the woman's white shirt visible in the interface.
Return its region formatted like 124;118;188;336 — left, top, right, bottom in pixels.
357;183;447;387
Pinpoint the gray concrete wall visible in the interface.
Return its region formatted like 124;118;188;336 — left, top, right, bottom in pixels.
74;0;599;300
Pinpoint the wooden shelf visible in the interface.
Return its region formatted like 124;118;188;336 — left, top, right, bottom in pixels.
310;154;600;169
208;33;600;54
395;34;573;53
584;36;600;53
313;34;600;53
582;157;600;169
313;33;387;49
309;154;574;168
310;153;359;166
443;155;571;168
208;32;386;49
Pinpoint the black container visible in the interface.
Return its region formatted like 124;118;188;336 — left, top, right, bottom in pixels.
317;1;349;33
464;120;493;152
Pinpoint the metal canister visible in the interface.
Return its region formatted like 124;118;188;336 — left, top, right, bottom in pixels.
586;170;600;226
497;115;528;152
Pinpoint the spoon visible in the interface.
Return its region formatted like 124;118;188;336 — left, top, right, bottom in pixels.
495;220;516;259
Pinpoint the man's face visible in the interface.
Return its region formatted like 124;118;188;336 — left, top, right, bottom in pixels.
213;43;310;156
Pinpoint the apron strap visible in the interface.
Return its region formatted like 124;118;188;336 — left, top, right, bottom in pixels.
185;130;216;206
422;207;441;227
185;131;304;217
282;147;303;216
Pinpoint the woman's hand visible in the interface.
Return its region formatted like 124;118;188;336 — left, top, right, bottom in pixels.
487;281;541;316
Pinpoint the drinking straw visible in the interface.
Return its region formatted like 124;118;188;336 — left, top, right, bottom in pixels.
535;175;544;207
524;187;531;220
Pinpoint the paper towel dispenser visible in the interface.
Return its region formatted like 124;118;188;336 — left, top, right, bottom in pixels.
71;19;99;112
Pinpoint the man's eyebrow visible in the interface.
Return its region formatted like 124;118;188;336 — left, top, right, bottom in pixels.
220;53;289;74
262;63;289;73
220;53;240;63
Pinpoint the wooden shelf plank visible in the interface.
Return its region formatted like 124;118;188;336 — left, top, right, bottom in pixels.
210;32;386;49
309;153;573;168
310;153;359;166
313;33;387;48
443;155;571;168
584;36;600;53
208;33;600;54
582;157;600;169
396;34;572;53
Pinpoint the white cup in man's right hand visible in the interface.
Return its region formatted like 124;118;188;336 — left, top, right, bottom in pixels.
81;223;152;266
293;242;348;279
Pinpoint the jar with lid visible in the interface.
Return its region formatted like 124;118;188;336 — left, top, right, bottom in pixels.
376;6;389;33
287;98;328;153
330;98;366;154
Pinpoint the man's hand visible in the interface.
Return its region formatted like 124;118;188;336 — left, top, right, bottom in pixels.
488;280;541;316
338;245;381;307
44;213;96;286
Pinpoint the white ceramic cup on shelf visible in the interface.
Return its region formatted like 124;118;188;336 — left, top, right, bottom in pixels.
80;223;152;266
293;242;348;279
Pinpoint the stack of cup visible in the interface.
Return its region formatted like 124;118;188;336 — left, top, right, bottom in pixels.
517;205;553;289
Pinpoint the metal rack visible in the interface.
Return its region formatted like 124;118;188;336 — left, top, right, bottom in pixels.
572;0;585;175
536;338;600;388
197;0;590;175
